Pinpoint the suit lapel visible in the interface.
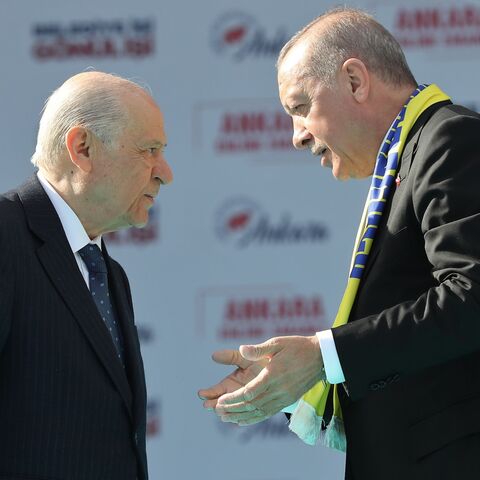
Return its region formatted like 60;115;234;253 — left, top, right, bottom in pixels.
359;144;416;281
17;175;133;418
359;101;452;282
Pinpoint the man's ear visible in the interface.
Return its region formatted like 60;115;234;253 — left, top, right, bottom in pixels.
341;58;370;104
65;126;94;173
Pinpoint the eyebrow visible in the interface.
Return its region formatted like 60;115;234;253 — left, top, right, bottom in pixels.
142;140;167;149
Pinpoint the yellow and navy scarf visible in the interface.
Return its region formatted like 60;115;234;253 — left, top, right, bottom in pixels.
288;84;451;452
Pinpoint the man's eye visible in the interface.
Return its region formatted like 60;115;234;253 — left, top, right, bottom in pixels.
148;148;158;154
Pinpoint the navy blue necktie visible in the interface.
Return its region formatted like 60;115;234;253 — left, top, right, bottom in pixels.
79;244;125;366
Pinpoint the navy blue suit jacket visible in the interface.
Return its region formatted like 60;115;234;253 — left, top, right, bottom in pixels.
0;175;148;480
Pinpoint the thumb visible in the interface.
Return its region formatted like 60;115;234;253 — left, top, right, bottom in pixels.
239;338;280;361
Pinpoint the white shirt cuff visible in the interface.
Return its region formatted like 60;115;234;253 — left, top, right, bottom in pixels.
317;330;345;384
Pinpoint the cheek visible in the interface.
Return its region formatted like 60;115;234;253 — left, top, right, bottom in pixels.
305;113;331;142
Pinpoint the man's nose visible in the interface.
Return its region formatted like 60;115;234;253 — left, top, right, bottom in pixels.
153;155;173;185
292;118;313;150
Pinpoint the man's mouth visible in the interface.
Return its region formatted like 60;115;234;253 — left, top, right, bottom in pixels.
312;145;328;157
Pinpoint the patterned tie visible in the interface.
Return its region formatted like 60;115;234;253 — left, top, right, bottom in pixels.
78;244;125;366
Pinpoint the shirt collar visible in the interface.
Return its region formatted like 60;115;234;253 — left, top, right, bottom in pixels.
36;171;102;253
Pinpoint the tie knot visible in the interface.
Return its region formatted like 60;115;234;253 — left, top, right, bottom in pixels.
78;244;107;274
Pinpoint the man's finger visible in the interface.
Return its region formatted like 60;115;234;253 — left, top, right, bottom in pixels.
197;381;227;400
217;367;270;406
216;390;286;416
203;398;218;410
215;400;257;414
212;349;252;369
220;408;269;424
239;338;281;362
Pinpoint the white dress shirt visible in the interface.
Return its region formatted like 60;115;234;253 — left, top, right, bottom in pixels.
317;329;346;384
37;171;102;289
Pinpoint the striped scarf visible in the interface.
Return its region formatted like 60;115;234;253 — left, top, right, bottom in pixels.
288;84;451;451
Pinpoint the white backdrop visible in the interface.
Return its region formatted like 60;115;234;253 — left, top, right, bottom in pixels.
1;1;479;478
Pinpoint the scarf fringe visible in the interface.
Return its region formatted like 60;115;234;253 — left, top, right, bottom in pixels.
288;399;323;446
323;416;346;452
288;400;347;453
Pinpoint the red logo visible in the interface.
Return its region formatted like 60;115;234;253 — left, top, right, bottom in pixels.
210;11;289;61
214;197;329;248
31;19;155;60
224;26;247;44
394;6;480;48
196;284;328;341
228;212;251;230
193;99;312;163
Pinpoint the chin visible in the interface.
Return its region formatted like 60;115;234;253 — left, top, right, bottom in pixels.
127;213;150;229
332;170;350;181
132;219;149;229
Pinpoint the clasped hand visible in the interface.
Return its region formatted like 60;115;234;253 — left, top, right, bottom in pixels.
198;335;324;425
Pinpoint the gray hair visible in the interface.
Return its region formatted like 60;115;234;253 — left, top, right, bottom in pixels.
31;72;148;169
277;7;416;88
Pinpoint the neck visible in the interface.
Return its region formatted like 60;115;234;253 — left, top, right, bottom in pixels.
39;167;102;240
362;81;417;164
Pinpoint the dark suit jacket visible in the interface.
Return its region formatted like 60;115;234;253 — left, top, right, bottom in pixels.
0;175;148;480
332;102;480;479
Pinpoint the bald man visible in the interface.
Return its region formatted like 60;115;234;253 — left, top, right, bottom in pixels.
200;7;480;480
0;72;172;480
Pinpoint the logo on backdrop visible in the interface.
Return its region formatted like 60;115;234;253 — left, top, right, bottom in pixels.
146;399;161;437
196;284;327;341
215;107;292;154
104;207;160;246
394;6;480;48
193;99;307;162
214;197;329;248
210;11;290;61
31;18;155;60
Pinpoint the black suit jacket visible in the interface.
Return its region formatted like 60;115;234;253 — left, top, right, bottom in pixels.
0;175;148;480
332;103;480;479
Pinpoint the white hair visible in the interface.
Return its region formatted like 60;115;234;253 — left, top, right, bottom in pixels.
31;72;147;169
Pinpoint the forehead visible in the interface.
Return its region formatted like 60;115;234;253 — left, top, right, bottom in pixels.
277;41;311;99
279;40;311;78
125;92;166;142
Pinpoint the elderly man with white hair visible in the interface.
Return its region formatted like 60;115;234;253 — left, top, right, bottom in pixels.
0;71;172;480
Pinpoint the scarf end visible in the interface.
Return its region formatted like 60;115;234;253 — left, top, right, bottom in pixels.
323;415;347;452
288;399;323;446
288;400;347;453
